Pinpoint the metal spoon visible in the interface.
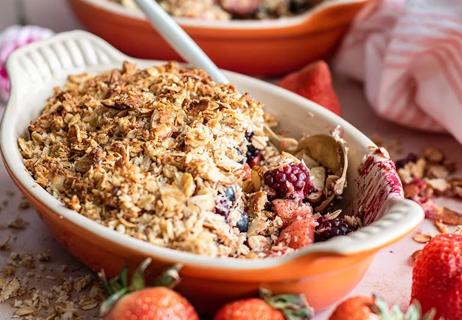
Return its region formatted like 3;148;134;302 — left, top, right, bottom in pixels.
134;0;229;84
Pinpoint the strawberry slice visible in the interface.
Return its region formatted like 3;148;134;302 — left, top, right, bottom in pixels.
220;0;260;16
278;217;316;249
272;199;312;227
277;61;341;115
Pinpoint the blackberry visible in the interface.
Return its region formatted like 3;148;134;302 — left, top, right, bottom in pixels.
315;217;356;242
215;186;236;217
245;131;253;141
395;153;418;169
246;145;260;161
236;211;249;232
263;163;312;199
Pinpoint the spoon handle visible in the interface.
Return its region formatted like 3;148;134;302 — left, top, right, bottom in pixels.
134;0;229;84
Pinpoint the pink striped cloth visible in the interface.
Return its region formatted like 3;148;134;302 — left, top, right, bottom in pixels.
335;0;462;142
0;25;54;102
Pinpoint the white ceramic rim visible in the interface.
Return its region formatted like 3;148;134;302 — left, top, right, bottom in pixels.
1;31;423;270
77;0;368;30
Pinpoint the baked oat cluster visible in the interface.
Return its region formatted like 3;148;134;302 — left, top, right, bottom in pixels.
112;0;325;20
19;62;355;258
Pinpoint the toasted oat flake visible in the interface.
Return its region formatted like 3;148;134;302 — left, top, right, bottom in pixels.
8;218;28;230
0;234;11;250
14;306;35;316
79;297;99;310
0;277;20;302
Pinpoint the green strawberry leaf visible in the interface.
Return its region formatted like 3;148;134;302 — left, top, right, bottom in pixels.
100;287;127;315
120;267;128;288
371;295;436;320
260;288;313;320
98;270;113;295
129;258;151;291
100;258;183;316
153;263;182;288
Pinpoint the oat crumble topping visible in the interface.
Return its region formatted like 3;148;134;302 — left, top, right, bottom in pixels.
19;62;352;258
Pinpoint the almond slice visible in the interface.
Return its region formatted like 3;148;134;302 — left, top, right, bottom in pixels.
412;232;433;244
434;220;448;234
434;207;462;225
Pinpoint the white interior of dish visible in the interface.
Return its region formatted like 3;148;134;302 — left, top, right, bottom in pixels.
0;31;423;270
79;0;367;29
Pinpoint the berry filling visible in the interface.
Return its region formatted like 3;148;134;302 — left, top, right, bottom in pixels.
263;162;313;199
215;186;236;217
314;217;356;242
236;211;249;232
395;152;418;169
245;132;263;167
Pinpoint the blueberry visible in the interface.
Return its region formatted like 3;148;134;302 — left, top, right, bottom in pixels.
224;186;236;202
236;211;249;232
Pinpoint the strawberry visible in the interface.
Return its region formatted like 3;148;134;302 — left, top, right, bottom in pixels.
105;287;198;320
328;296;374;320
412;233;462;320
328;295;435;320
214;298;284;320
277;217;316;249
101;259;199;320
214;288;313;320
277;61;341;116
272;199;312;227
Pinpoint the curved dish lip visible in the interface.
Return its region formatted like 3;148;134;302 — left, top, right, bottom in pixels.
76;0;369;30
0;31;423;271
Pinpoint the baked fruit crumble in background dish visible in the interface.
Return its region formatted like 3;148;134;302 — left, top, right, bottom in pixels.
18;62;358;258
111;0;327;20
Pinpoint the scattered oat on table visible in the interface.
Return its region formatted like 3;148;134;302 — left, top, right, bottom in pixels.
7;218;28;230
0;251;104;319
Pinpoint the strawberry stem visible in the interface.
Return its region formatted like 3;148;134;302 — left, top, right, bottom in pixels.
152;263;182;288
260;288;313;320
99;258;183;316
371;295;436;320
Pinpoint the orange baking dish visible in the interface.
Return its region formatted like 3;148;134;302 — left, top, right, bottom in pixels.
68;0;369;76
2;32;422;315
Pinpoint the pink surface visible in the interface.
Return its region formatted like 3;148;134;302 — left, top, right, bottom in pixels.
0;74;461;319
